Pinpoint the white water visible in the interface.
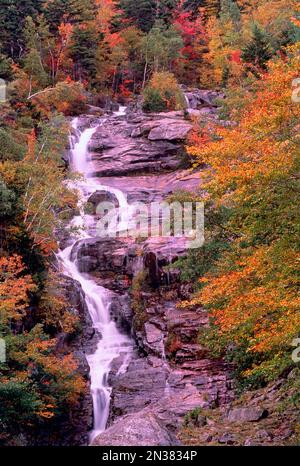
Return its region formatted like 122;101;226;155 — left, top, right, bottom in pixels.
57;110;133;444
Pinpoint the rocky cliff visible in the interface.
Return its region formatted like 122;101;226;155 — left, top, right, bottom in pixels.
58;91;237;446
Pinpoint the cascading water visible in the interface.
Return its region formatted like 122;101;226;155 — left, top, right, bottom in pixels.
57;112;133;444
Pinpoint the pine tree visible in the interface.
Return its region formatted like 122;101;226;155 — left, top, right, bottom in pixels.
43;0;96;31
183;0;220;19
117;0;178;33
219;0;241;31
241;24;273;70
69;26;98;81
0;0;43;57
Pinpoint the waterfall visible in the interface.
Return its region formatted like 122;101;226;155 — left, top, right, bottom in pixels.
57;115;133;444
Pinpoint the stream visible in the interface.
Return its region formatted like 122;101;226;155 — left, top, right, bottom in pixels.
57;107;133;444
55;95;233;446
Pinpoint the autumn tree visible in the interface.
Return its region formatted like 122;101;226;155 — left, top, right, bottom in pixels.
172;5;206;85
143;71;185;111
185;42;300;387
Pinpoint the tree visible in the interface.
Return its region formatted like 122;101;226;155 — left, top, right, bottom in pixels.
0;53;13;80
43;0;96;31
183;0;220;19
0;179;15;218
141;21;183;86
185;43;300;386
0;0;43;57
241;23;273;71
172;6;206;85
143;71;185;111
117;0;178;33
0;381;42;430
69;26;99;82
0;255;36;327
23;16;50;93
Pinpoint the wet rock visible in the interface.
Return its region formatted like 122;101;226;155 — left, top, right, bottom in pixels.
110;292;133;335
87;190;119;208
110;359;168;418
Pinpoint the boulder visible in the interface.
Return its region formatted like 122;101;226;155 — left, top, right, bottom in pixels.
148;121;192;141
87;190;119;208
227;407;268;423
92;411;180;446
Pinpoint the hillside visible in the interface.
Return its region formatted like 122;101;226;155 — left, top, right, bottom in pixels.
0;0;299;448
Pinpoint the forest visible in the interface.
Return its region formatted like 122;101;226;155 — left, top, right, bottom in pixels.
0;0;299;448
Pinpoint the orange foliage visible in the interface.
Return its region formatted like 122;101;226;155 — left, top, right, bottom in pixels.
0;255;36;324
184;43;300;381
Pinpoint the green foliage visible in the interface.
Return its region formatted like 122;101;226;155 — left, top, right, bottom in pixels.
169;195;231;283
43;0;96;31
143;71;185;112
69;26;99;82
184;0;220;18
0;128;26;161
0;0;43;57
131;271;148;330
22;16;50;89
141;21;183;73
220;0;241;28
241;24;273;71
0;381;42;429
183;406;205;426
118;0;178;33
0;179;16;217
0;53;13;80
143;87;168;112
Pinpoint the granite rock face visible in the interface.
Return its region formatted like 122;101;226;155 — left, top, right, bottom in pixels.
83;110;196;178
92;411;180;446
63;97;234;447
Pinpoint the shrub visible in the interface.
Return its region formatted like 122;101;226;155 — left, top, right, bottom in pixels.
131;271;148;331
143;72;186;112
0;128;26;161
143;87;167;112
33;81;88;117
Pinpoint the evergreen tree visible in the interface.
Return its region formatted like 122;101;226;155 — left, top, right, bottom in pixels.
219;0;241;31
0;179;15;218
43;0;96;31
69;26;98;82
183;0;220;19
22;16;50;90
0;53;13;80
0;0;44;57
117;0;178;33
242;24;273;71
